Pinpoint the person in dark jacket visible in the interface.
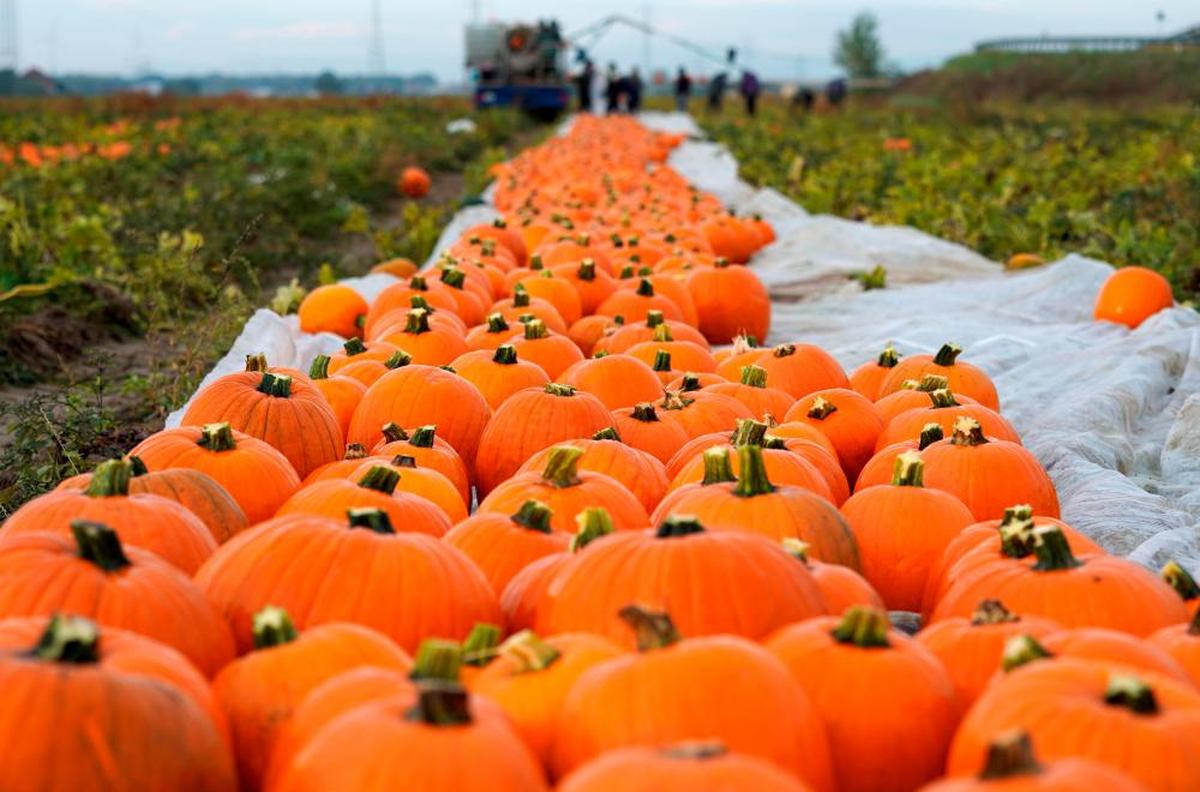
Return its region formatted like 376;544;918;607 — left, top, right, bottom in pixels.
576;59;595;112
674;67;692;112
739;70;760;116
604;63;621;113
707;72;727;111
827;77;847;108
626;68;643;113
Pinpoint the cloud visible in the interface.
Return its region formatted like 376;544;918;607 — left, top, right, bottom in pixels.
233;22;367;42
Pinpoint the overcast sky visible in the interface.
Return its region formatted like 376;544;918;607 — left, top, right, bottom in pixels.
10;1;1194;81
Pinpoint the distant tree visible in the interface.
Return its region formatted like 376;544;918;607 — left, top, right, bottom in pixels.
315;70;344;95
834;12;885;78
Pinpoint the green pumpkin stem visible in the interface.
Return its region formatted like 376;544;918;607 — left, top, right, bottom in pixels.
343;337;368;356
1161;560;1200;603
405;309;431;334
541;445;583;488
655;514;706;538
915;374;950;392
406;681;472;726
198;422;237;452
877;345;901;368
493;345;518;365
652;350;673;373
702;447;737;485
511;285;531;307
347;507;395;534
391;455;417;468
385;350;412;369
512;500;553;533
408;425;437;448
357;465;400;494
830;606;891;648
440;267;466;289
409;294;433;313
544;382;576;397
918;423;945;450
733;444;775;497
645;310;665;328
619;605;681;651
29;614;100;664
523;319;549;340
126;456;149;476
252;606;299;650
71;520;130;573
257;372;293;398
933;343;963;366
592;426;621;442
409;275;428;291
410;640;464;682
928;389;959;408
84;459;133;497
577;260;596;281
806;396;837;420
971;599;1019;625
1001;634;1052;671
462;623;503;667
380;422;409;443
731;417;769;447
950;417;988;446
1031;525;1082;571
1105;675;1159;715
652;323;674;343
678;373;702;392
740;364;768;388
772;344;796;359
998;509;1037;558
631;402;660;422
486;313;510;333
309;354;332;380
496;630;562;673
979;732;1043;780
890;452;925;487
636;278;655;297
571;507;614;551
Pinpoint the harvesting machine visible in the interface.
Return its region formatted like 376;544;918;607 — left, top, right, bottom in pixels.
465;19;570;120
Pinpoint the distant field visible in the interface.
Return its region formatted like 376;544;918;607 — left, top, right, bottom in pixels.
703;101;1200;297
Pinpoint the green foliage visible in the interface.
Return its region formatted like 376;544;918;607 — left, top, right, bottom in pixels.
834;12;885;78
704;102;1200;297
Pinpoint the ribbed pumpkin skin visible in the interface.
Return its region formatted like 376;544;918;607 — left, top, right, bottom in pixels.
947;658;1200;791
443;512;571;594
373;431;471;502
518;439;669;514
778;437;851;505
0;618;237;792
839;484;975;611
311;374;366;438
273;478;453;536
876;403;1019;451
264;667;415;790
558;746;812;792
501;552;572;631
273;693;548;792
450;349;550;410
650;483;860;570
474;387;615;495
347;365;491;466
667;445;834;501
661;391;754;439
704;380;796;422
920;756;1145;792
916;611;1060;713
878;353;1000;410
667;425;837;475
920;436;1060;520
931;550;1189;637
552;635;835;791
766;617;958;792
784;388;883;482
1149;623;1200;689
612;406;692;464
0;531;236;677
733;345;849;400
0;486;216;574
132;425;301;524
214;621;411;791
559;354;664;410
471;633;625;765
195;514;502;653
57;466;249;543
181;370;343;479
343;461;467;522
686;263;771;344
509;333;586;380
854;440;916;491
477;469;649;534
807;560;884;613
537;530;828;647
1040;628;1192;684
595;317;708;354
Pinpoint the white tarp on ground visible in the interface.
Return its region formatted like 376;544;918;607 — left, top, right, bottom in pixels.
170;112;1200;572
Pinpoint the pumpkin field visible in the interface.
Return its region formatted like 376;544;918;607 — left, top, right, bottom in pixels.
1;90;1200;792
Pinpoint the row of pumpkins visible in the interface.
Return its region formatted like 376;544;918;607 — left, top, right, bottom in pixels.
3;115;1198;791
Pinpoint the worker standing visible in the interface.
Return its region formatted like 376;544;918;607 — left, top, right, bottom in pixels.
604;63;621;113
626;68;643;113
673;67;691;112
576;59;595;112
740;70;760;116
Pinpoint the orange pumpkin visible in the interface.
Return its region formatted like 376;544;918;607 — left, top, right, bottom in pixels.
307;354;367;437
399;165;431;198
596;309;709;354
766;606;958;792
509;319;585;380
612;402;692;464
297;283;368;339
848;345;901;401
514;270;584;326
276;464;455;531
597;277;685;322
785;388;884;482
375;308;468;365
686;258;770;344
730;344;850;400
451;344;550;410
557;744;811;792
517;431;669;513
878;343;1000;410
488;285;568;334
875;389;1019;451
703;364;795;421
559;353;664;410
371;424;471;504
1094;265;1174;329
443;500;571;594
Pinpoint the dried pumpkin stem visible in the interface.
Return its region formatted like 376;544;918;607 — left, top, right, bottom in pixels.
344;443;368;460
652;324;674;343
772;344;796;359
405;309;431;334
928;389;959;408
1105;675;1159;715
1001;634;1052;671
971;600;1019;625
486;313;510;333
523;319;549;340
245;352;269;372
619;605;681;651
406;681;472;726
979;731;1042;780
544;382;576;397
830;606;891;648
571;508;614;551
29;614;100;664
380;422;409;443
645;310;665;328
678;373;702;392
916;374;950;392
493;345;519;365
1161;560;1200;603
497;630;562;673
511;286;531;308
406;426;436;449
409;275;428;291
918;423;945;450
655;515;706;538
391;455;417;469
198;423;237;452
806;396;838;420
577;260;596;281
632;402;660;422
592;427;621;442
877;345;901;368
950;417;988;446
84;459;134;498
702;447;737;485
257;372;293;398
740;365;768;388
71;520;131;573
731;418;769;447
636;278;655;297
440;267;466;289
252;606;299;650
933;343;963;366
347;507;395;534
511;500;553;534
891;452;925;487
385;350;412;369
541;446;583;488
733;444;775;498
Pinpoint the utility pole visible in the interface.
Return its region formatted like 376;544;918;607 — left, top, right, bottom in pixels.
368;0;386;90
0;0;17;74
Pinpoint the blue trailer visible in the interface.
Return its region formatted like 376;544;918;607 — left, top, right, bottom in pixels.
466;20;570;121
